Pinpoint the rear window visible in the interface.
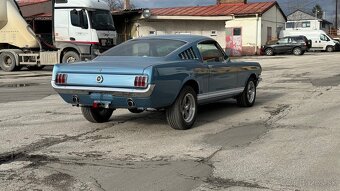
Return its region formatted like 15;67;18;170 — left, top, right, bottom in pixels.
103;39;186;57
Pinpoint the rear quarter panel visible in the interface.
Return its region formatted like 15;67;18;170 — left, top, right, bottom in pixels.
149;60;207;108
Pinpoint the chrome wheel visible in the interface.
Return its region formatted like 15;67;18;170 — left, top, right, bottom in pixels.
293;48;301;55
66;56;76;63
265;48;273;56
247;81;256;103
181;93;196;123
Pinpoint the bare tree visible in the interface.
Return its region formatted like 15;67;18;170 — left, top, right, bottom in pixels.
312;4;324;19
107;0;124;10
107;0;135;11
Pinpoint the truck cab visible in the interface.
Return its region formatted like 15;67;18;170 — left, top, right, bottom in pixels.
54;0;117;63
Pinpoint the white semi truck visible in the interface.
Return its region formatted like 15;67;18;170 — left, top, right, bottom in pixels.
0;0;117;72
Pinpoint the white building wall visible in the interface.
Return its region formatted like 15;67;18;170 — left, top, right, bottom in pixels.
225;16;261;55
261;6;286;44
135;20;227;49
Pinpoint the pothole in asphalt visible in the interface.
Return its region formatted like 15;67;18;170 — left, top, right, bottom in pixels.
204;124;267;148
0;83;39;88
312;74;340;87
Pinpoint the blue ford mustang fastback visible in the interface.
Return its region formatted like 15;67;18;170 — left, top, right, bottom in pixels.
52;35;262;130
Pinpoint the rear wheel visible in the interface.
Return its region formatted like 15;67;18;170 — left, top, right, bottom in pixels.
62;51;80;63
326;46;334;52
166;86;197;130
265;48;274;56
81;107;114;123
237;77;257;107
0;52;17;72
293;47;302;55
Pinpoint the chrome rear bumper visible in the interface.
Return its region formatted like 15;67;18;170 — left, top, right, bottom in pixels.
51;81;155;97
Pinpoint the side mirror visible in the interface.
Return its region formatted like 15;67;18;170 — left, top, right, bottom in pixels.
224;55;230;62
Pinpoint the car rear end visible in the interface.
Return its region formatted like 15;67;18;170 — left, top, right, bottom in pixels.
51;59;158;110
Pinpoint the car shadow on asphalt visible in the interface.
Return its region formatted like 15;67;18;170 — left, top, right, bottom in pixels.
106;92;284;130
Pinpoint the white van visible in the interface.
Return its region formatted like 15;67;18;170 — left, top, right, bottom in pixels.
280;30;339;52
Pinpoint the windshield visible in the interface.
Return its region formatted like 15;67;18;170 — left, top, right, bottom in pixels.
103;39;186;57
89;10;115;31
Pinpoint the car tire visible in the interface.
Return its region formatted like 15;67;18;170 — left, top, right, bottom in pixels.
128;108;144;114
166;86;197;130
326;46;334;52
0;52;18;72
26;65;45;70
293;47;302;56
81;107;114;123
237;77;257;107
62;51;80;63
265;48;274;56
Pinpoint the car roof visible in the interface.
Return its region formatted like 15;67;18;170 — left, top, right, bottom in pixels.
136;35;214;43
284;35;306;38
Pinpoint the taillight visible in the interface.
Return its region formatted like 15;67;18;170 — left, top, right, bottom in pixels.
55;73;68;85
134;75;148;88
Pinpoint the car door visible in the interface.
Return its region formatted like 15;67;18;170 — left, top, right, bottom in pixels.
316;34;330;50
197;41;237;94
275;37;290;53
68;9;91;43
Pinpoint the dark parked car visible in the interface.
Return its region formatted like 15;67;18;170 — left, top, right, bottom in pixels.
262;36;309;56
52;35;262;130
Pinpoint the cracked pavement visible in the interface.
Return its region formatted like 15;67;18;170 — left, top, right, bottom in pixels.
0;52;340;190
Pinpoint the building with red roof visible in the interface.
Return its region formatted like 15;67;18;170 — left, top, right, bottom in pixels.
17;0;52;19
129;0;286;56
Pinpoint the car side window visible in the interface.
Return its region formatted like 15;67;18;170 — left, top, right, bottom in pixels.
197;42;225;63
278;38;288;44
320;34;329;41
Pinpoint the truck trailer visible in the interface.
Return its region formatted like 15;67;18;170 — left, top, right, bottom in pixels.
0;0;116;72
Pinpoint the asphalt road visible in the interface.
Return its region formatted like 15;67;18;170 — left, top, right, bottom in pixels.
0;53;340;191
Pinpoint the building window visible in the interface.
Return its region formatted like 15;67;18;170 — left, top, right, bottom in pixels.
286;22;294;29
302;21;311;28
149;31;156;35
233;28;241;36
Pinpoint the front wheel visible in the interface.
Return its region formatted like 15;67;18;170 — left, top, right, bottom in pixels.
81;107;114;123
237;77;257;107
293;47;302;55
166;86;198;130
326;46;334;52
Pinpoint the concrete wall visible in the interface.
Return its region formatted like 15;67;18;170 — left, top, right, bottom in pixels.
135;20;227;48
225;16;261;55
261;5;286;44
